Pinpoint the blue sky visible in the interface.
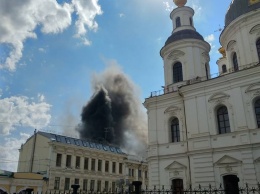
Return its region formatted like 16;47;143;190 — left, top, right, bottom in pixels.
0;0;231;171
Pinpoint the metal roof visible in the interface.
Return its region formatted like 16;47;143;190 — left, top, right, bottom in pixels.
225;0;260;27
164;29;204;46
38;131;126;155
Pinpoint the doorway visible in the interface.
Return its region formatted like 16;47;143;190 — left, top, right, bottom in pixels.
223;175;239;194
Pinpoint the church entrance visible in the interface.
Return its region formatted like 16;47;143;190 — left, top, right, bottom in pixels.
223;175;239;194
172;179;184;194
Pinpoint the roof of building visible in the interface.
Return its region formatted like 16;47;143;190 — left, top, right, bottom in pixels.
38;131;126;155
225;0;260;27
164;29;204;46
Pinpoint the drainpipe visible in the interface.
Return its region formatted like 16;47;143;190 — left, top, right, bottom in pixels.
178;90;192;186
30;129;37;172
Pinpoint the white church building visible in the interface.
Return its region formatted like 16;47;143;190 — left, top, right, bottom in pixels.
144;0;260;190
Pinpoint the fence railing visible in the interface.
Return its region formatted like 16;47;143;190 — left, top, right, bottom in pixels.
39;183;260;194
148;62;260;98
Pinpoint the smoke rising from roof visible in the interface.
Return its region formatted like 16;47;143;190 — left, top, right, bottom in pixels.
77;63;147;154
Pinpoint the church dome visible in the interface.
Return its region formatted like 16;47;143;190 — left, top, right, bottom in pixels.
225;0;260;27
164;29;204;46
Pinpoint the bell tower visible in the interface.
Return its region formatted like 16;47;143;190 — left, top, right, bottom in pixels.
160;0;211;89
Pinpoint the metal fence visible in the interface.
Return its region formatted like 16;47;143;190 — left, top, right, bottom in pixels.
40;183;260;194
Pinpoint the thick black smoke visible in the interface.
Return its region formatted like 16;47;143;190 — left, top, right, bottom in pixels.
77;64;147;153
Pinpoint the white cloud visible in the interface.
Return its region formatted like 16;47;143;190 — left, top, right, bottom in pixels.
205;34;215;42
0;0;102;71
0;132;31;171
37;93;45;102
72;0;102;45
163;1;174;11
0;95;52;135
38;48;46;53
119;13;125;18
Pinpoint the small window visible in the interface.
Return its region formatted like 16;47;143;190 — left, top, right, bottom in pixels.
217;106;231;134
54;177;60;190
105;161;109;172
105;181;109;191
110;147;115;152
255;99;260;128
233;52;239;71
66;155;72;167
89;143;95;148
90;180;95;191
171;118;180;142
64;178;70;190
76;156;80;169
55;135;61;142
84;158;89;170
222;65;227;73
257;39;260;61
172;179;184;193
74;139;80;146
95;144;101;149
91;159;95;171
119;163;123;174
98;160;102;171
82;141;89;147
83;179;88;191
56;153;62;167
103;145;108;151
189;17;193;26
97;180;101;191
112;162;116;173
116;148;122;153
138;170;142;178
176;17;181;28
75;178;79;184
65;138;71;144
112;182;116;192
205;63;209;80
173;62;183;83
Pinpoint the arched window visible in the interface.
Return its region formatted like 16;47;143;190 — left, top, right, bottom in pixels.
255;99;260;128
233;52;239;71
222;65;227;73
172;179;184;194
256;38;260;61
171;118;180;142
217;106;231;134
205;63;209;80
176;17;181;28
173;62;183;83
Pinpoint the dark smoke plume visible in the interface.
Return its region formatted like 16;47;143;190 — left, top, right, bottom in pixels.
77;63;147;154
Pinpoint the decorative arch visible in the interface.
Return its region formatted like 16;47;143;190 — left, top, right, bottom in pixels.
249;24;260;34
0;187;8;194
226;40;236;51
164;106;181;114
167;50;185;60
208;92;230;103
